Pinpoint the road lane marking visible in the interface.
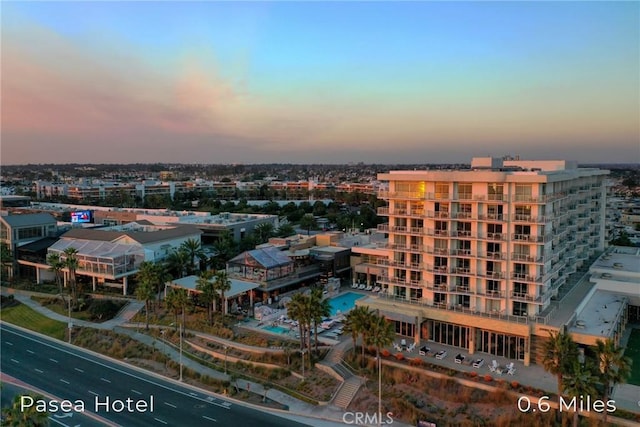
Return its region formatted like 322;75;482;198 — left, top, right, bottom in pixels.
88;390;99;396
0;326;231;410
100;377;111;383
163;402;176;408
10;358;20;364
74;368;84;373
49;358;59;363
189;392;198;397
26;349;34;354
154;417;168;424
131;389;142;395
5;341;12;345
35;369;44;373
59;379;70;384
202;415;217;422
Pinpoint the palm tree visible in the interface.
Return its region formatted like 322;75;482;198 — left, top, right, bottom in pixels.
366;312;396;425
135;281;155;330
595;338;632;424
1;243;14;280
348;305;374;367
563;359;598;427
214;270;232;319
299;214;317;235
310;288;331;353
62;247;80;308
2;393;50;426
165;287;189;331
276;223;295;238
287;292;311;351
542;330;578;419
343;310;360;356
196;270;216;325
47;252;65;295
254;222;275;244
165;248;189;278
181;238;205;274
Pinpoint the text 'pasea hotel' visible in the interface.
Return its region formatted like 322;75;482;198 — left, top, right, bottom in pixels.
358;157;608;365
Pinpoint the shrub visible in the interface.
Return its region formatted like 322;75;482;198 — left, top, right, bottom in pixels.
483;374;493;382
469;371;478;377
409;357;423;367
381;349;390;357
510;381;519;389
394;353;404;361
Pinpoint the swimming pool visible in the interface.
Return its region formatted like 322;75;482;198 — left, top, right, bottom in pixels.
329;292;365;317
263;325;289;335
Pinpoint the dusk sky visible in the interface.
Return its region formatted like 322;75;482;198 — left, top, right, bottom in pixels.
2;1;638;165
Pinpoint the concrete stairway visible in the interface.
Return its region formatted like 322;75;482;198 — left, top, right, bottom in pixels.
332;375;362;409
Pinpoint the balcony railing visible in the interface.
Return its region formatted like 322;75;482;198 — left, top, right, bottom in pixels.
454;230;473;238
511;234;544;243
483;290;505;298
426;211;451;219
454;212;473;219
511;214;548;223
510;292;544;304
478;213;504;221
379;191;424;199
511;253;543;263
478;271;505;279
511;273;543;283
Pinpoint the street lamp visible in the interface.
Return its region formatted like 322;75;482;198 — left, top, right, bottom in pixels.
67;294;72;344
300;349;307;380
378;351;382;427
179;321;183;382
223;346;229;374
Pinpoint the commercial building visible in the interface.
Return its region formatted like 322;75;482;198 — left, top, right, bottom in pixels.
356;157;609;365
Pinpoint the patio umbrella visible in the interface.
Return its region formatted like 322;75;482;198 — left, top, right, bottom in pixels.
279;296;292;308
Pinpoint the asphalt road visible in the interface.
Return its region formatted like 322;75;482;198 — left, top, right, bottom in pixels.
0;323;311;427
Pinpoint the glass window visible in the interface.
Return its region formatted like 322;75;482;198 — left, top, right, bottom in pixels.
458;184;472;200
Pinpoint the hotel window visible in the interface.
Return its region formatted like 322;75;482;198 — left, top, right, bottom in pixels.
515;184;532;202
486;204;503;219
458;240;471;255
456;222;471;236
456;295;470;308
434;202;449;216
487;223;502;238
434;257;448;271
487;280;500;294
458;203;472;218
410;287;422;301
488;183;504;201
434;275;447;285
434;293;447;305
513;244;530;260
513;301;528;316
514;282;528;296
458;183;472;200
514;225;531;239
435;221;447;235
435;183;449;200
434;239;448;254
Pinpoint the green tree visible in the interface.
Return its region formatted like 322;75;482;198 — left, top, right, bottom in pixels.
254;222;275;244
165;287;189;331
196;270;216;325
62;247;80;308
181;238;205;274
275;223;295;238
542;331;578;419
46;252;65;295
0;242;13;279
345;305;374;367
136;261;161;310
214;270;232;319
165;248;189;278
287;292;311;351
299;214;317;235
595;338;632;424
310;288;331;353
135;280;155;330
2;393;50;426
366;312;395;370
563;359;598;427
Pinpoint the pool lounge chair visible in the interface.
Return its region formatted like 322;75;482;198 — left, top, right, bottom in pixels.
352;283;359;289
372;286;381;293
407;343;415;352
358;284;367;290
489;360;499;372
419;346;430;356
365;285;373;291
454;354;465;364
435;350;447;360
472;358;484;368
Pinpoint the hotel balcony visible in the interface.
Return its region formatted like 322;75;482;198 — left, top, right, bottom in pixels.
424;193;451;201
426;211;451;219
451;267;473;276
482;290;505;299
425;264;449;273
511;214;548;223
379;191;424;200
511;292;544;304
478;213;505;221
511;273;543;283
377;224;390;232
377;207;390;216
451;285;473;294
478;251;506;260
452;249;474;257
510;253;544;263
424;246;451;256
477;271;505;279
480;232;506;242
453;230;473;238
453;212;474;220
512;195;551;203
425;283;451;292
511;234;545;243
424;229;453;237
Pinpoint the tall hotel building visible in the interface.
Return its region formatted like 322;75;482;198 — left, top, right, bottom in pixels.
360;157;608;365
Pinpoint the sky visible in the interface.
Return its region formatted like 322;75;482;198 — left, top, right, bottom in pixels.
1;1;638;165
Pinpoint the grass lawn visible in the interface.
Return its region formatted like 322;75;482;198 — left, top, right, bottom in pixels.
31;296;93;321
1;302;67;340
626;328;640;386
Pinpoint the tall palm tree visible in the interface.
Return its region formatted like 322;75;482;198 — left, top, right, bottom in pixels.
310;288;331;353
348;305;374;367
214;270;232;319
165;248;189;278
135;281;155;330
2;394;50;426
287;292;311;351
196;270;216;325
62;247;80;308
254;222;275;244
181;238;205;275
563;360;598;427
542;330;578;419
47;252;65;295
595;338;632;424
366;312;396;425
165;287;189;331
343;310;360;356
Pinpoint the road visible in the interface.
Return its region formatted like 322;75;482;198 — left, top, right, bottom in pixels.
0;323;310;427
